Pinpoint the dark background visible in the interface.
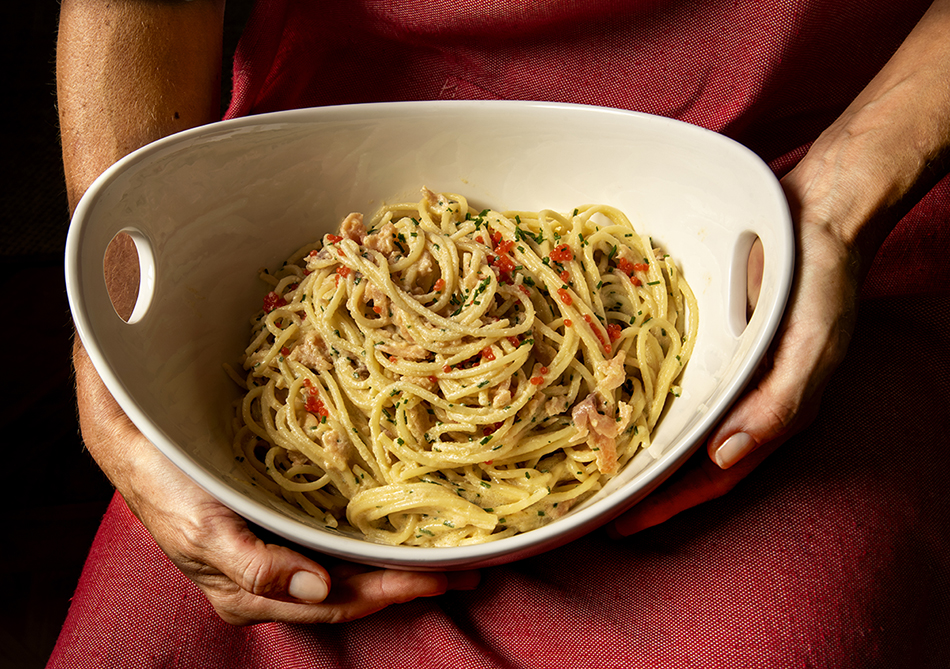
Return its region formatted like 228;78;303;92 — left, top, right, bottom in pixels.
0;3;252;667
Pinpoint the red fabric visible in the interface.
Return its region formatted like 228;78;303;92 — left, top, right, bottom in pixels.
50;2;950;667
225;0;948;300
47;295;950;668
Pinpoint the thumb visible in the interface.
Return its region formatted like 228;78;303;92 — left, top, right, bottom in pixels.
706;277;850;470
208;516;331;604
706;375;813;470
708;235;857;468
169;505;334;624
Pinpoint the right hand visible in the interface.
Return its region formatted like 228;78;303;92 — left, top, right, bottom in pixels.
74;339;478;625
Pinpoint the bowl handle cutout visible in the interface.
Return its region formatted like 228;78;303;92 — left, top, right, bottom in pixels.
103;228;156;325
728;231;763;338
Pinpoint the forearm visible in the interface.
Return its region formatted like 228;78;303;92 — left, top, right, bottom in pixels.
57;0;226;212
789;0;950;273
59;0;227;476
72;336;160;494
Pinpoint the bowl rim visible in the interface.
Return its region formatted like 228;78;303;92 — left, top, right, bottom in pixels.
66;100;794;568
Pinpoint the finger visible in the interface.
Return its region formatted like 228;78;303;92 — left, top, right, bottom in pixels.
706;378;812;470
221;523;330;603
171;505;331;600
706;301;846;469
205;567;479;626
611;439;779;536
175;506;481;625
316;568;480;624
318;561;480;600
195;577;336;626
321;556;479;590
711;227;858;468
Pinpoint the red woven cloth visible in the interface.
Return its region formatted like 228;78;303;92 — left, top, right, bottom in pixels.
225;0;949;297
47;296;950;668
50;1;950;667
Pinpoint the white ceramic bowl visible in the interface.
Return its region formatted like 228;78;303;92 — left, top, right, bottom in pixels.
65;101;793;570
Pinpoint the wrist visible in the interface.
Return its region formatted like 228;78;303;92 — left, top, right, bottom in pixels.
784;2;950;276
73;335;138;491
784;84;950;281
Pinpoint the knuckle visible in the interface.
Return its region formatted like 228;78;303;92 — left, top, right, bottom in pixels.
206;591;261;627
210;600;255;627
240;551;278;597
171;505;227;559
192;578;261;626
759;397;799;436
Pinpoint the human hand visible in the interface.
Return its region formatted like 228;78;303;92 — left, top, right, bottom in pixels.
611;178;861;535
74;341;478;625
611;0;950;534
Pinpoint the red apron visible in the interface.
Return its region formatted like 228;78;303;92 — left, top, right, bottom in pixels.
49;2;950;667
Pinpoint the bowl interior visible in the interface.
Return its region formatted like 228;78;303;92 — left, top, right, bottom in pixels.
66;102;792;569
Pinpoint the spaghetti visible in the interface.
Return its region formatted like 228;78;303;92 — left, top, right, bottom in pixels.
230;188;697;546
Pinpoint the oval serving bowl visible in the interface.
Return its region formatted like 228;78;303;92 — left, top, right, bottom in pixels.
65;101;793;570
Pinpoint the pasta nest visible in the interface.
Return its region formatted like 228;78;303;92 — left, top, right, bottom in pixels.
229;188;697;546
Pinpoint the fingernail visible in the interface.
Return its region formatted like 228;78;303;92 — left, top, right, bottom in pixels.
289;571;328;603
713;432;755;469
